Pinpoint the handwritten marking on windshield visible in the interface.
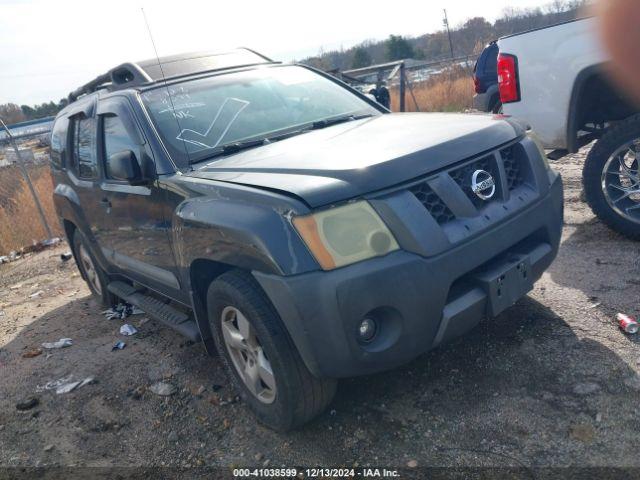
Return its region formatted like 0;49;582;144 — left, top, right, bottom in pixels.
158;102;205;114
176;98;250;149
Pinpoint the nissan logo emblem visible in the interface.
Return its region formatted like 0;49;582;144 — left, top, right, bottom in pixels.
471;169;496;200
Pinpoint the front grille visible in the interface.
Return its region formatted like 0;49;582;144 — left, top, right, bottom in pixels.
407;143;527;226
409;182;455;224
501;147;524;190
449;155;497;207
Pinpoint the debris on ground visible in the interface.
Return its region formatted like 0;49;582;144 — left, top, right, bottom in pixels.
60;252;73;262
617;313;639;334
36;375;74;393
2;251;22;264
112;341;126;351
407;460;418;468
41;338;72;349
41;237;61;247
15;397;39;411
29;290;44;299
22;348;43;358
55;376;95;395
103;303;145;320
119;324;137;336
43;444;54;452
129;386;145;400
149;382;177;396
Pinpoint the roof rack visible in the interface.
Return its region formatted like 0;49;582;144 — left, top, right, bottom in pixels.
68;48;275;102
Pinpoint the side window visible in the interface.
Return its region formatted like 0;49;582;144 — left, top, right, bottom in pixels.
102;115;139;180
50;118;68;168
71;117;97;179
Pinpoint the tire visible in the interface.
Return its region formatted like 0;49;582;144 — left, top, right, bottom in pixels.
206;270;337;431
491;99;503;114
72;230;115;306
583;114;640;240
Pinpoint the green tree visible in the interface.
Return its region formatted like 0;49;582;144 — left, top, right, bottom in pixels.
385;35;415;61
351;46;372;68
20;105;36;119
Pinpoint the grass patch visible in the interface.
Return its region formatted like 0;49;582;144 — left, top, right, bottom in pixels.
390;66;475;113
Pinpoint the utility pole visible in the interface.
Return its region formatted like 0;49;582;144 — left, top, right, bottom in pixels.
443;9;455;59
0;117;53;240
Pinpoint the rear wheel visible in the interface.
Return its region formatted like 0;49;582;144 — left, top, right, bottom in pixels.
583;114;640;239
207;270;337;431
72;230;115;306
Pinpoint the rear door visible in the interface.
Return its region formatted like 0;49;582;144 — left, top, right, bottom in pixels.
94;97;182;298
65;103;110;264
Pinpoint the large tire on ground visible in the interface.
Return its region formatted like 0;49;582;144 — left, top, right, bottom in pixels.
72;230;115;306
583;114;640;240
207;270;337;431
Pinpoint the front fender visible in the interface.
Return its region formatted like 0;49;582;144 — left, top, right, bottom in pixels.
173;196;319;282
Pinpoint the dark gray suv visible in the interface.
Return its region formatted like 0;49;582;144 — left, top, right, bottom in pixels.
50;49;563;430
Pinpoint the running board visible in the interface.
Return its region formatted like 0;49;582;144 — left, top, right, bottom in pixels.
107;281;201;342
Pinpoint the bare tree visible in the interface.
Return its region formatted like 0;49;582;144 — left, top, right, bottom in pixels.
0;103;26;125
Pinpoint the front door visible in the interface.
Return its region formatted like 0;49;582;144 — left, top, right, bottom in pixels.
94;97;181;298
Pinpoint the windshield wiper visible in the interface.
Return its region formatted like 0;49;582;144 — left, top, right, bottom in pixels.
261;113;375;143
310;113;374;130
189;138;266;164
189;113;375;164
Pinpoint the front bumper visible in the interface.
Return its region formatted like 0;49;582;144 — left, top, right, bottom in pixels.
255;174;563;378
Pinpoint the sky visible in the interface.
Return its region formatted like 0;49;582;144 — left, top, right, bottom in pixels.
1;0;549;105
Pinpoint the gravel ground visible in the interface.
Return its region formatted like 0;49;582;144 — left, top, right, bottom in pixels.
1;147;639;474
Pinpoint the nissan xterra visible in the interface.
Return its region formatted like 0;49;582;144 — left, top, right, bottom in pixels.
50;49;563;430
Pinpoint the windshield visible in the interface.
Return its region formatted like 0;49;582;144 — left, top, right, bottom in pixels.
140;65;380;166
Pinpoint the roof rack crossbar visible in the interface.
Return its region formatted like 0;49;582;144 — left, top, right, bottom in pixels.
68;63;152;102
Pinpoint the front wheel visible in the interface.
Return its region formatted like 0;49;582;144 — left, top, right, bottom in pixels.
206;270;337;431
583;114;640;240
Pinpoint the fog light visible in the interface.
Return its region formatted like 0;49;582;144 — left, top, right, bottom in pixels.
357;318;377;343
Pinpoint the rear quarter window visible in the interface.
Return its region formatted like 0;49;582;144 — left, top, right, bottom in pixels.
50;117;68;169
71;116;97;179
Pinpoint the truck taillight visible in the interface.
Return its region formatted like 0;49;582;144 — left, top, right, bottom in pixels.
497;53;520;103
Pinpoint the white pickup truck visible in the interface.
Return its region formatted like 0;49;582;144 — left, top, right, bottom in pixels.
498;17;640;239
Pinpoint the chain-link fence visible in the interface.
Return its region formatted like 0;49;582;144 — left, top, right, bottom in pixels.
336;55;476;113
0;132;62;256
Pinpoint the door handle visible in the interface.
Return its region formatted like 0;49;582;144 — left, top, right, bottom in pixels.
99;198;112;209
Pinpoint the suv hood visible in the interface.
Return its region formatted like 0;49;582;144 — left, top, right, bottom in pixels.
186;113;524;207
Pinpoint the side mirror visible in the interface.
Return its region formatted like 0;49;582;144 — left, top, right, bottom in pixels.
108;150;144;184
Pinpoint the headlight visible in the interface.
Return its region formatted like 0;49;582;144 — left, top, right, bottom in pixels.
293;201;399;270
527;129;550;170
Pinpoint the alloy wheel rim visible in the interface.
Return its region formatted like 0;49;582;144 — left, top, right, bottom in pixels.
220;306;276;404
78;244;102;295
601;139;640;224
